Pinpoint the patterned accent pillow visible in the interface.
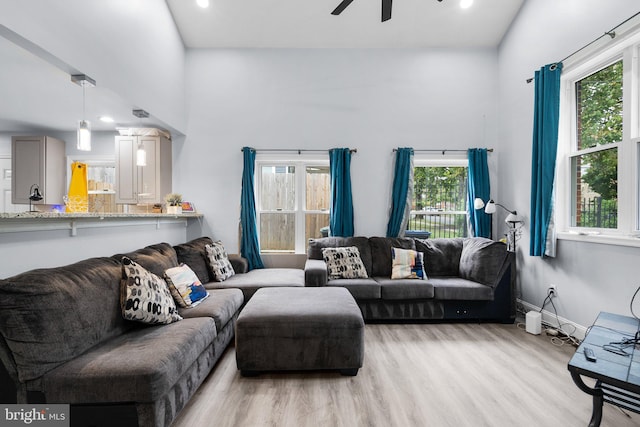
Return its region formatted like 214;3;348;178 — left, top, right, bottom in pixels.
391;248;427;280
322;246;369;280
164;264;210;308
205;242;235;282
120;257;182;324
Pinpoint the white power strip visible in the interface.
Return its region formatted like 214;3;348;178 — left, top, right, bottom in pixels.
518;299;588;340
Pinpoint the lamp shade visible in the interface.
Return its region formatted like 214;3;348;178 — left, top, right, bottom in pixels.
484;200;497;214
77;120;91;151
473;198;485;210
505;212;523;224
136;145;147;166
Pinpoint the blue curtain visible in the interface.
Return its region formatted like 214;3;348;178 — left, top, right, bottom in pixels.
530;63;562;256
467;148;491;238
240;147;264;270
386;148;414;237
329;148;354;237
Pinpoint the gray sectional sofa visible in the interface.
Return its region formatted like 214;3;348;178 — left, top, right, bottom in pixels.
0;236;302;427
305;236;515;322
0;234;513;427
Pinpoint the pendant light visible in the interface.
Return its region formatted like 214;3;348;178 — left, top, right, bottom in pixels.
71;74;96;151
132;109;149;166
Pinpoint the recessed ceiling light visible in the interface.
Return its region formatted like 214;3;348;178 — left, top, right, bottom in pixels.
460;0;473;9
99;116;114;123
196;0;209;8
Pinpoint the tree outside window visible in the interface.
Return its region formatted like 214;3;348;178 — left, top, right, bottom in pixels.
410;166;468;238
571;60;621;229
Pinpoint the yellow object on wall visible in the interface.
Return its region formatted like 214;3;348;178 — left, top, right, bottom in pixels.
66;161;88;213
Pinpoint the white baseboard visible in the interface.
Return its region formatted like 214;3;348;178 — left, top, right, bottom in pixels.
518;299;587;340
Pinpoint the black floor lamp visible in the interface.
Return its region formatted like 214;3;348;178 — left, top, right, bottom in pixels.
474;198;523;252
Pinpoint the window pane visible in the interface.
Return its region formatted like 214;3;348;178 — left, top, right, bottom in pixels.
575;61;623;150
260;166;295;210
410;166;468;238
571;148;618;228
306;166;330;211
305;213;330;241
260;212;295;252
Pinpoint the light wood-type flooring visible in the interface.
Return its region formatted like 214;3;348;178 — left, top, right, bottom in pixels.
172;322;640;427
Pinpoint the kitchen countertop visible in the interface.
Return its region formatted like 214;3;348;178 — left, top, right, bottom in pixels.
0;212;203;219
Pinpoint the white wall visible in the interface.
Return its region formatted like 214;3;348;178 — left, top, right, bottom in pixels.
176;48;499;253
0;224;190;278
498;0;640;327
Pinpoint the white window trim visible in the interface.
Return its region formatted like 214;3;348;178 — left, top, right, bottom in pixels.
255;153;329;254
556;21;640;247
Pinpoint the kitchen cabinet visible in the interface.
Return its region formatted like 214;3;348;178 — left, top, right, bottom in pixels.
115;135;172;204
11;136;65;206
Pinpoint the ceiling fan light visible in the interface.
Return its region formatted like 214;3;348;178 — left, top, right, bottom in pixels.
196;0;209;8
460;0;473;9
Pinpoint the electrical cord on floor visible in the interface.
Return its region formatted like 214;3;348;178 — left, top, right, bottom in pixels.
538;294;581;347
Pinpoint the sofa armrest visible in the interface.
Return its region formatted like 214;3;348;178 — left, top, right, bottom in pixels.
304;259;328;287
228;254;249;274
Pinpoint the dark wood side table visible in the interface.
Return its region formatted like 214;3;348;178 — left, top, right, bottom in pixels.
568;311;640;427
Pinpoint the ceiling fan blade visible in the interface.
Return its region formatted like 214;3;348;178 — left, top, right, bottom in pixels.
332;0;355;15
382;0;392;22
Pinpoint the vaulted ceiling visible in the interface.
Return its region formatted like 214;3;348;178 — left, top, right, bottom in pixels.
0;0;524;135
166;0;524;48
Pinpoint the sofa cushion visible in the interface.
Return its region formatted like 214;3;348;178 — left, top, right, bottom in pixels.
429;277;494;300
121;257;182;325
178;289;243;332
114;242;179;278
174;237;214;283
369;237;415;278
323;247;369;280
376;277;435;300
327;278;381;299
459;238;508;287
391;248;426;280
203;268;305;301
205;242;235;282
307;237;372;276
164;264;209;308
41;317;216;403
0;257;127;382
415;238;464;277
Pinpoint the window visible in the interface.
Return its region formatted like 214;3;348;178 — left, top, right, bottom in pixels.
257;158;330;253
66;156;120;214
570;60;621;229
558;27;640;241
409;159;469;238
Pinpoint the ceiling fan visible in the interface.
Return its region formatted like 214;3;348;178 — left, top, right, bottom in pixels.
331;0;393;22
332;0;444;22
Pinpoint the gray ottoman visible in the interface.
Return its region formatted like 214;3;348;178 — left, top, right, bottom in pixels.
235;287;364;376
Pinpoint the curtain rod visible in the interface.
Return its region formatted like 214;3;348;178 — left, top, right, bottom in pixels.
242;148;357;154
525;10;640;84
393;148;493;154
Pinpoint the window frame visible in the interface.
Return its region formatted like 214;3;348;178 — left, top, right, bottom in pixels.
556;28;640;246
255;153;329;254
411;155;469;238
